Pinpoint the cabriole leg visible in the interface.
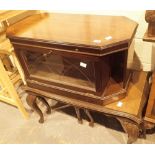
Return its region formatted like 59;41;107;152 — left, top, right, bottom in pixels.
26;94;44;123
117;118;139;144
84;109;94;127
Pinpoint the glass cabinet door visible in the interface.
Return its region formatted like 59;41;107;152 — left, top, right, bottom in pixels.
25;51;96;92
22;49;128;99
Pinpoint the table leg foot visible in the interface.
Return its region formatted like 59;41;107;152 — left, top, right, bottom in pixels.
74;107;83;124
117;118;139;144
139;122;146;139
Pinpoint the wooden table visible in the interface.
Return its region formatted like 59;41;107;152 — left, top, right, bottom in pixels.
6;13;148;143
24;70;150;144
143;32;155;129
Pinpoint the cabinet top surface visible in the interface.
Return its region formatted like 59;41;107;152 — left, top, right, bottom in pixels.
7;13;138;49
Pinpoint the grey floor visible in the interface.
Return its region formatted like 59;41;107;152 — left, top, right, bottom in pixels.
0;92;155;144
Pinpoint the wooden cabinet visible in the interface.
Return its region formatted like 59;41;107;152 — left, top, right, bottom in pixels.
7;13;149;143
7;13;138;105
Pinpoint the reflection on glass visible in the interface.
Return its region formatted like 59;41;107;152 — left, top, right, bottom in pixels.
26;51;96;91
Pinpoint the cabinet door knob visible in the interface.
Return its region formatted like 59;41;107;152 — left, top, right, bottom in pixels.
75;48;79;51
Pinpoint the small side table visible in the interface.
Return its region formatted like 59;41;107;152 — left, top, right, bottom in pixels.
0;11;38;118
143;32;155;129
0;58;29;118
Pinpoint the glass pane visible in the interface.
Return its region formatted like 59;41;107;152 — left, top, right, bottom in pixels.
25;51;96;91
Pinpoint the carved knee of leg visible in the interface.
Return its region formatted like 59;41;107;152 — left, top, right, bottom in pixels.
38;97;51;114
